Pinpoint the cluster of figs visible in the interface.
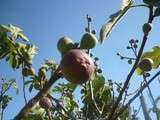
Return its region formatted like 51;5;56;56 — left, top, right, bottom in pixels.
38;32;98;109
39;24;154;109
58;32;98;84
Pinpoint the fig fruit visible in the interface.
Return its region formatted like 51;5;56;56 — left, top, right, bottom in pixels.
143;23;152;35
136;58;153;75
22;67;35;77
80;32;98;49
60;49;95;84
57;36;74;55
39;96;52;109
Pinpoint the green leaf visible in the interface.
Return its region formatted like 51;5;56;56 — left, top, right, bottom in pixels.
99;0;133;43
0;24;29;42
65;82;78;92
136;67;144;75
2;79;18;94
0;25;10;32
92;74;105;92
142;46;160;69
154;7;160;17
12;80;19;94
99;85;111;102
2;95;12;109
18;32;29;42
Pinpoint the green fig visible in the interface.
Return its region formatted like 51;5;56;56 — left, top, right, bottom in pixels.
57;36;74;55
143;23;152;35
80;33;98;49
136;58;153;75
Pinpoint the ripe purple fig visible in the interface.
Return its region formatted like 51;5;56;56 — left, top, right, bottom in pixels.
39;96;52;109
60;49;95;84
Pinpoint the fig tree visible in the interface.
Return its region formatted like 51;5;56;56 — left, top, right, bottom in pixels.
80;32;98;49
39;96;52;109
60;49;95;84
57;36;74;55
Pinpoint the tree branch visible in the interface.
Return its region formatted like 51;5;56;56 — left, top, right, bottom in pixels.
107;6;154;120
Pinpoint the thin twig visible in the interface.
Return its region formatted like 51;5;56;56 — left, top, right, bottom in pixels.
1;108;4;120
22;64;27;104
130;4;149;8
143;75;160;120
134;104;141;117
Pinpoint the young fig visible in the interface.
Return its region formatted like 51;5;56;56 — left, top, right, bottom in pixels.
80;32;98;49
57;36;74;55
143;23;152;35
136;58;153;75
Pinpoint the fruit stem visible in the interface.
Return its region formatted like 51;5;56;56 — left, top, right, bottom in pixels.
86;14;91;33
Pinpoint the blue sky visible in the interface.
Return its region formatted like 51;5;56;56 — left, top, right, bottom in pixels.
0;0;160;119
